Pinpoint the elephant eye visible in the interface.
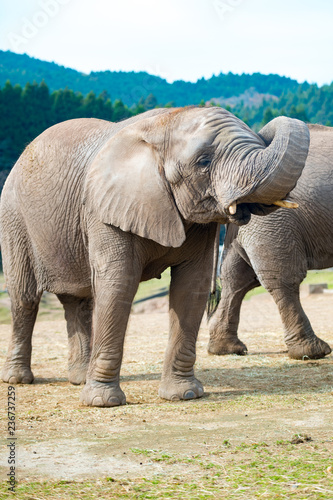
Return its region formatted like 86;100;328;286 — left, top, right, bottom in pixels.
197;157;211;169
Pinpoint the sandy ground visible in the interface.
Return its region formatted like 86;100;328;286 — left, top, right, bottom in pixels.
0;289;332;482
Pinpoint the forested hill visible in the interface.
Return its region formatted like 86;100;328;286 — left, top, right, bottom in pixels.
1;50;333;191
0;50;300;106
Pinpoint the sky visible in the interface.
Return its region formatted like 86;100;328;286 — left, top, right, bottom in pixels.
0;0;332;86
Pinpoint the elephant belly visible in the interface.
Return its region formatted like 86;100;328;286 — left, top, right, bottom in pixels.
42;266;92;297
30;231;92;297
308;254;333;271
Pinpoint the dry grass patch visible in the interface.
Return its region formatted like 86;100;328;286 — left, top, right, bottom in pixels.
0;282;332;498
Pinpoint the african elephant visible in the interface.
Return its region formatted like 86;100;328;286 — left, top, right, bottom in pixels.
0;107;310;407
208;124;332;360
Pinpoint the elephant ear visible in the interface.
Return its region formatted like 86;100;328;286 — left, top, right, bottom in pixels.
83;122;186;248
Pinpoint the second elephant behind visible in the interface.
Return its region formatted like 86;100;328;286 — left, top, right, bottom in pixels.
209;124;333;360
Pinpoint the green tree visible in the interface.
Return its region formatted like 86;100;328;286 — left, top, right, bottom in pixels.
131;102;145;115
82;90;98;117
144;93;157;110
261;107;276;125
289;104;309;122
113;99;132;121
0;81;24;165
94;91;113;120
22;81;52;141
164;101;175;108
52;87;83;123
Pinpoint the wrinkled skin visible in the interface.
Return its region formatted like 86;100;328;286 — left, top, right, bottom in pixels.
0;107;310;407
209;124;332;360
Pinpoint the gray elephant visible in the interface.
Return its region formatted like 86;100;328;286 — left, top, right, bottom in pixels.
0;107;310;407
208;124;332;360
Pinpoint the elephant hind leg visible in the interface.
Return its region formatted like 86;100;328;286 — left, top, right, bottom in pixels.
208;246;259;355
57;295;92;385
1;280;41;385
265;285;331;360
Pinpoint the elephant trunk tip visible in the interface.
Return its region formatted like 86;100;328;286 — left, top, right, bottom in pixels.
206;287;221;320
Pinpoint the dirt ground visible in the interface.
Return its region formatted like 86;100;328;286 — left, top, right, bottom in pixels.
0;289;333;489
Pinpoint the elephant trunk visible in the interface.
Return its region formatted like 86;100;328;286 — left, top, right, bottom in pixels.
240;117;310;205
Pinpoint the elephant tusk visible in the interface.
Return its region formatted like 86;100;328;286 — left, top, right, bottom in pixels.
228;202;237;215
272;199;299;209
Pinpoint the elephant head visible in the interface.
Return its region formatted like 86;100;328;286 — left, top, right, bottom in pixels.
83;107;310;247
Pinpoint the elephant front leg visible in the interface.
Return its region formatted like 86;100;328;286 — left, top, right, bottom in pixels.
80;274;140;407
208;247;259;355
158;259;211;401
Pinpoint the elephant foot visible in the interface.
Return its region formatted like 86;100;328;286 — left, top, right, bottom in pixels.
80;380;126;407
1;362;34;384
287;337;332;360
68;364;88;385
158;376;204;401
208;337;248;356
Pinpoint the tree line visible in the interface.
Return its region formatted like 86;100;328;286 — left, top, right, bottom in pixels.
0;80;160;187
230;82;333;130
0;50;300;107
1;78;332;190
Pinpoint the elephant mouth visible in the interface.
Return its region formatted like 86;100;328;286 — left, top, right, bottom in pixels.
225;202;280;226
225;197;299;226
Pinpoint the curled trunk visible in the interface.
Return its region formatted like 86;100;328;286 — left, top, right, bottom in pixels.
240;117;310;205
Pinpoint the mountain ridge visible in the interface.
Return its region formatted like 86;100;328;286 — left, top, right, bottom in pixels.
0;50;301;106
